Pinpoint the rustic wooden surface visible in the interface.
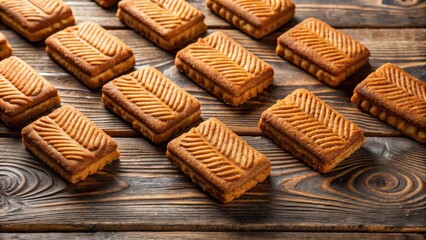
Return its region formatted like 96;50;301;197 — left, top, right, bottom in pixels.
1;136;425;232
0;0;425;238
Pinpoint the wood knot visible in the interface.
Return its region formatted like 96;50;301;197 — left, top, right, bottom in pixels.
0;174;12;197
0;176;6;195
366;173;399;192
0;158;67;213
382;0;422;6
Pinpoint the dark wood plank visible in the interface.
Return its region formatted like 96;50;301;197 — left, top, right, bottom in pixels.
33;0;425;29
1;136;425;232
1;28;424;137
0;232;424;240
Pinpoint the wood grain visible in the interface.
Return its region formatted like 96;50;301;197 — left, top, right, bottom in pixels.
0;137;425;232
6;0;420;29
0;28;424;137
0;232;424;240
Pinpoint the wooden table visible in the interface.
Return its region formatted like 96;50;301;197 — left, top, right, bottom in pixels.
1;0;425;239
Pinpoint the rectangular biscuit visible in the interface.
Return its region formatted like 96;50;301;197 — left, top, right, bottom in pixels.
351;63;426;143
276;18;370;87
94;0;119;8
0;32;12;60
102;67;201;143
175;31;274;106
45;21;136;89
117;0;207;50
0;0;75;42
259;88;365;173
22;105;120;184
0;56;60;128
206;0;295;39
167;118;271;203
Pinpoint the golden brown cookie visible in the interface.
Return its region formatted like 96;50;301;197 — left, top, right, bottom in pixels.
22;105;120;184
117;0;207;50
206;0;295;39
0;0;75;42
167;118;271;203
276;18;370;87
45;21;135;89
352;63;426;143
0;56;60;128
0;32;12;60
175;31;274;106
259;89;364;173
94;0;119;8
102;67;201;143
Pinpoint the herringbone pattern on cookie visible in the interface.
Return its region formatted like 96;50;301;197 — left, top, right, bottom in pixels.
76;22;123;57
114;76;176;121
302;20;366;58
233;0;291;17
0;0;45;22
203;32;267;75
113;68;193;121
264;0;292;11
179;119;258;181
130;0;199;29
287;26;350;68
53;22;123;66
54;30;108;66
130;68;190;113
362;65;426;116
268;89;357;152
232;0;273;18
180;129;242;181
131;0;182;29
33;116;92;162
29;0;61;14
155;0;199;21
196;118;256;169
187;42;251;87
0;75;29;105
48;107;108;151
379;64;426;101
0;57;45;105
288;90;357;140
284;18;368;70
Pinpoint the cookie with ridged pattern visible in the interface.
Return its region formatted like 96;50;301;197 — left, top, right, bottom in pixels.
22;105;120;184
0;0;74;42
175;31;274;106
0;56;60;128
167;118;271;203
352;63;426;143
102;67;201;143
276;18;370;87
45;21;135;89
206;0;295;38
117;0;207;50
259;88;365;173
